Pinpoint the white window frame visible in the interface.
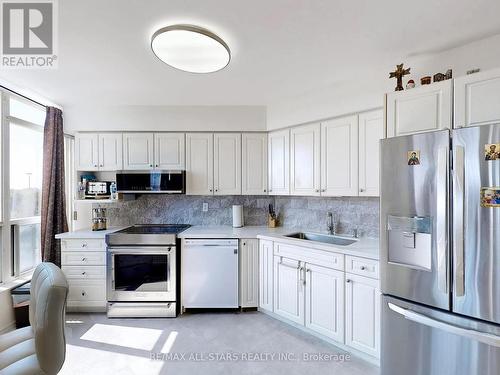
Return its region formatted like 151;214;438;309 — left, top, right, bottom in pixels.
0;88;69;284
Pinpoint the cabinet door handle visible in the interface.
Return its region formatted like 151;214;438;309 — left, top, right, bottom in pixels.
155;164;159;167
93;164;97;167
315;189;319;193
346;279;352;283
360;188;365;192
263;189;267;192
360;266;366;270
149;164;153;167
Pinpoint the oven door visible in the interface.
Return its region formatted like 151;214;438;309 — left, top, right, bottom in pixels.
107;247;176;302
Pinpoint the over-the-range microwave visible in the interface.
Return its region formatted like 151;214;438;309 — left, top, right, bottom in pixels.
116;171;185;194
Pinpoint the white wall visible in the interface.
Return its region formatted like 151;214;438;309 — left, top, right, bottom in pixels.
64;105;266;134
267;33;500;130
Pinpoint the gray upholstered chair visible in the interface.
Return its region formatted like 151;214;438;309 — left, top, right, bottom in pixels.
0;262;68;375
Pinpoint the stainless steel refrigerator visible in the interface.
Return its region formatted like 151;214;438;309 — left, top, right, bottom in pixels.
380;125;500;375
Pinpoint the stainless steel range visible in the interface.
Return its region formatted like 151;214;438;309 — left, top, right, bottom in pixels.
105;224;190;318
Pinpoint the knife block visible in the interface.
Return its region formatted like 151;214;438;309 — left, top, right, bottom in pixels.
268;215;278;228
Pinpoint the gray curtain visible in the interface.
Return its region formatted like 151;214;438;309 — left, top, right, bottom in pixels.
41;107;68;267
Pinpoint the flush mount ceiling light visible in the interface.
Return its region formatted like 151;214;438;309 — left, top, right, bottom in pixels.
151;24;230;73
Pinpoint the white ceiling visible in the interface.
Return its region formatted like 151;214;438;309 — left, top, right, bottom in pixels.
2;0;500;107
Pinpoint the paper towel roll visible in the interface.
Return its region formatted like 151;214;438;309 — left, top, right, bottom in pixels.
232;205;244;228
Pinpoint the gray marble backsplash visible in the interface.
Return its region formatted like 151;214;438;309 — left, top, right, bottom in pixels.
104;195;380;238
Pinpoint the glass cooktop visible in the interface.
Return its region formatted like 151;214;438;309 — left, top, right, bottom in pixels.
116;224;191;235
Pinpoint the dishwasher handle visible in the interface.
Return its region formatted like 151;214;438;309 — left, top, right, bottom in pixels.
184;239;239;247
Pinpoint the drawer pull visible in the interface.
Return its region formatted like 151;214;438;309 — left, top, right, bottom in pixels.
81;272;86;275
82;243;88;248
81;291;86;296
82;257;87;261
360;266;366;270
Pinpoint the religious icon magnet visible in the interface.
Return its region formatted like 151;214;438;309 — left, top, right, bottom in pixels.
480;187;500;207
484;143;500;161
407;150;421;165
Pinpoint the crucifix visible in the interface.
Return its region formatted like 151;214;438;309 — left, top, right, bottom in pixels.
389;63;411;91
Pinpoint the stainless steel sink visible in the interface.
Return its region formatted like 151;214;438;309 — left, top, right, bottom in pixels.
284;232;357;246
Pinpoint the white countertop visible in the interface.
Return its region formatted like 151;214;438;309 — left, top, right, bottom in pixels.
55;225;379;260
55;227;126;239
177;225;291;239
179;225;379;260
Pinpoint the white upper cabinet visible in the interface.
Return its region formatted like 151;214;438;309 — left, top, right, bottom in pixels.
290;124;321;196
123;133;155;170
358;110;384;196
268;129;290;195
454;68;500;128
186;133;214;195
214;133;241;195
99;133;123;171
386;80;453;137
154;133;185;170
76;133;122;171
321;115;359;196
76;133;99;171
242;133;268;195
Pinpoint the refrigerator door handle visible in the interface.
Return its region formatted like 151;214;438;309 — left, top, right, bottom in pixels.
453;146;465;296
388;303;500;348
436;147;448;294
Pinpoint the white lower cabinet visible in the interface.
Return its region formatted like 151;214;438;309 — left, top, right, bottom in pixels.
260;239;380;360
61;238;107;312
345;273;380;358
305;263;344;342
239;239;259;308
259;240;274;311
273;256;304;324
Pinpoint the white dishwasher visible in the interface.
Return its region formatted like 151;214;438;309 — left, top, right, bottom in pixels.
182;239;239;308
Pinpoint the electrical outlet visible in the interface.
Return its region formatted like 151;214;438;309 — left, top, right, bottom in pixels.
202;203;208;212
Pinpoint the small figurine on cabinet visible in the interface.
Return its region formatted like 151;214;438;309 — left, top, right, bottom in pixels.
433;72;446;82
421;76;431;85
406;79;415;89
445;69;453;80
389;63;411;91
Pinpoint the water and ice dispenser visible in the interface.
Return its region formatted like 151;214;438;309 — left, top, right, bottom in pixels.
387;215;432;271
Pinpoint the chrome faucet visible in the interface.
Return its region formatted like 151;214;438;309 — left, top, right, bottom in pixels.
327;212;337;235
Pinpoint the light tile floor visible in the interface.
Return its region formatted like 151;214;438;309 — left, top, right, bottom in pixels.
61;311;380;375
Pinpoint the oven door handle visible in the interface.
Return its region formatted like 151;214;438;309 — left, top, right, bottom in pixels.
108;246;173;254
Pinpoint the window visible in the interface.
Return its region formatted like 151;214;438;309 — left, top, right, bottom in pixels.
1;93;45;280
9;121;43;219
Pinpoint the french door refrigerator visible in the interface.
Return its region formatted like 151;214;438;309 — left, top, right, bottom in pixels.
380;125;500;375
